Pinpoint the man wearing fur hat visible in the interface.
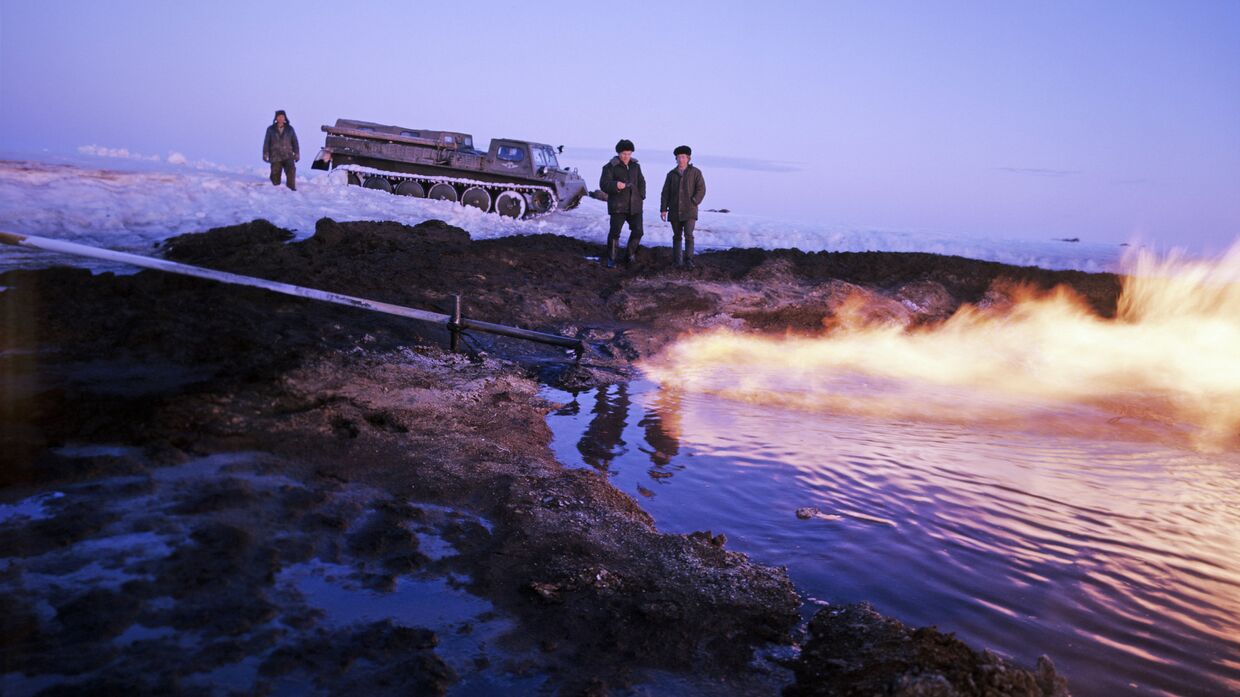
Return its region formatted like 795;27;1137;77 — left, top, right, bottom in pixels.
598;139;647;268
263;110;300;191
660;145;706;269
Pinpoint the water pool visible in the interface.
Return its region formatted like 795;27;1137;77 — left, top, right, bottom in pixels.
545;380;1240;696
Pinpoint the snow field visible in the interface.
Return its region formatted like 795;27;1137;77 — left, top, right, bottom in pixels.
0;155;1123;274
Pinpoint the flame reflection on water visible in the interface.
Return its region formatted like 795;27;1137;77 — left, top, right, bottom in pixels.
545;378;1240;697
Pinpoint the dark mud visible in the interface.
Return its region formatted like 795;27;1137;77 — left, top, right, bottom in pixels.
786;604;1068;697
0;218;1099;695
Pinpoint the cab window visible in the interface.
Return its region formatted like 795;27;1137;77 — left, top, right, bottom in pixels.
497;146;526;162
541;148;560;169
400;130;421;138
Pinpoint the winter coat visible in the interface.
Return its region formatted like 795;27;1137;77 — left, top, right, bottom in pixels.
660;164;706;221
263;124;300;163
599;157;646;215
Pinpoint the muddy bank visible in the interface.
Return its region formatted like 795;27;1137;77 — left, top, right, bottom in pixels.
0;218;1091;695
151;217;1118;366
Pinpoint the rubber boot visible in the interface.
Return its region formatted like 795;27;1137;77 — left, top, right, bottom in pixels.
684;239;695;269
624;240;640;267
603;239;618;268
673;246;683;268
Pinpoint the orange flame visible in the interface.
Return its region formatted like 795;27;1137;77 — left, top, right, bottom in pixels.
643;241;1240;450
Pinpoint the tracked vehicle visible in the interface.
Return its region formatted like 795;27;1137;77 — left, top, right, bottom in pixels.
311;119;587;218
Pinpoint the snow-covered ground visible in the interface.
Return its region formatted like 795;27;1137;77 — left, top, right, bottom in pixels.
0;152;1125;274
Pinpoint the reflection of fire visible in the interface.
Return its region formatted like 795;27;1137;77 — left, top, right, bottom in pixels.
644;242;1240;450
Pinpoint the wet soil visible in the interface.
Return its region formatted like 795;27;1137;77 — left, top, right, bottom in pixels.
0;218;1102;695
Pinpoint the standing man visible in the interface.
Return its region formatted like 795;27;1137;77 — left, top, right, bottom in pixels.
263;110;300;191
660;145;706;269
599;139;646;268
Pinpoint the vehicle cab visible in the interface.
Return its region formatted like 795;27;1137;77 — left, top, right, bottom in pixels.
485;140;563;179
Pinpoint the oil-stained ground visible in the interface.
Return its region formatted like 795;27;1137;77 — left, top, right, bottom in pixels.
0;219;1098;695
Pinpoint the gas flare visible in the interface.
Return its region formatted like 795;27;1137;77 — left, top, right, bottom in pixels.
644;241;1240;450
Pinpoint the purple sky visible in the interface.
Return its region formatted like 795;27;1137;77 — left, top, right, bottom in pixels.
2;1;1237;251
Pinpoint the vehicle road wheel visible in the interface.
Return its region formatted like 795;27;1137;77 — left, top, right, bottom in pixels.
495;191;526;218
428;183;458;202
395;181;426;197
461;187;492;212
363;176;392;193
525;190;553;215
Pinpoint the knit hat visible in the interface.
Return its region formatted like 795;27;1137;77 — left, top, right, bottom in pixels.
615;139;635;153
673;145;692;157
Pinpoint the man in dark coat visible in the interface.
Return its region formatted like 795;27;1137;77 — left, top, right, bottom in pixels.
263;110;300;190
598;139;646;268
660;145;707;268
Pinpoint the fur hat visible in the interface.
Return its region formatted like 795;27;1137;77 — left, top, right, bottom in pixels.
673;145;692;157
615;139;635;154
273;109;289;124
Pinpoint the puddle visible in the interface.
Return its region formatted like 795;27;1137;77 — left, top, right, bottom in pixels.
0;491;64;524
414;531;458;561
280;560;489;629
114;623;179;645
1;445;540;695
278;559;541;693
0;673;77;696
53;444;141;459
189;656;265;695
149;451;271;483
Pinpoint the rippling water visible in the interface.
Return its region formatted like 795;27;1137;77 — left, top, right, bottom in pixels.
544;380;1240;697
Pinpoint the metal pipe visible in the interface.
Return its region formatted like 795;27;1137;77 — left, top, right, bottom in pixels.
450;293;462;353
0;231;584;354
459;316;584;353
